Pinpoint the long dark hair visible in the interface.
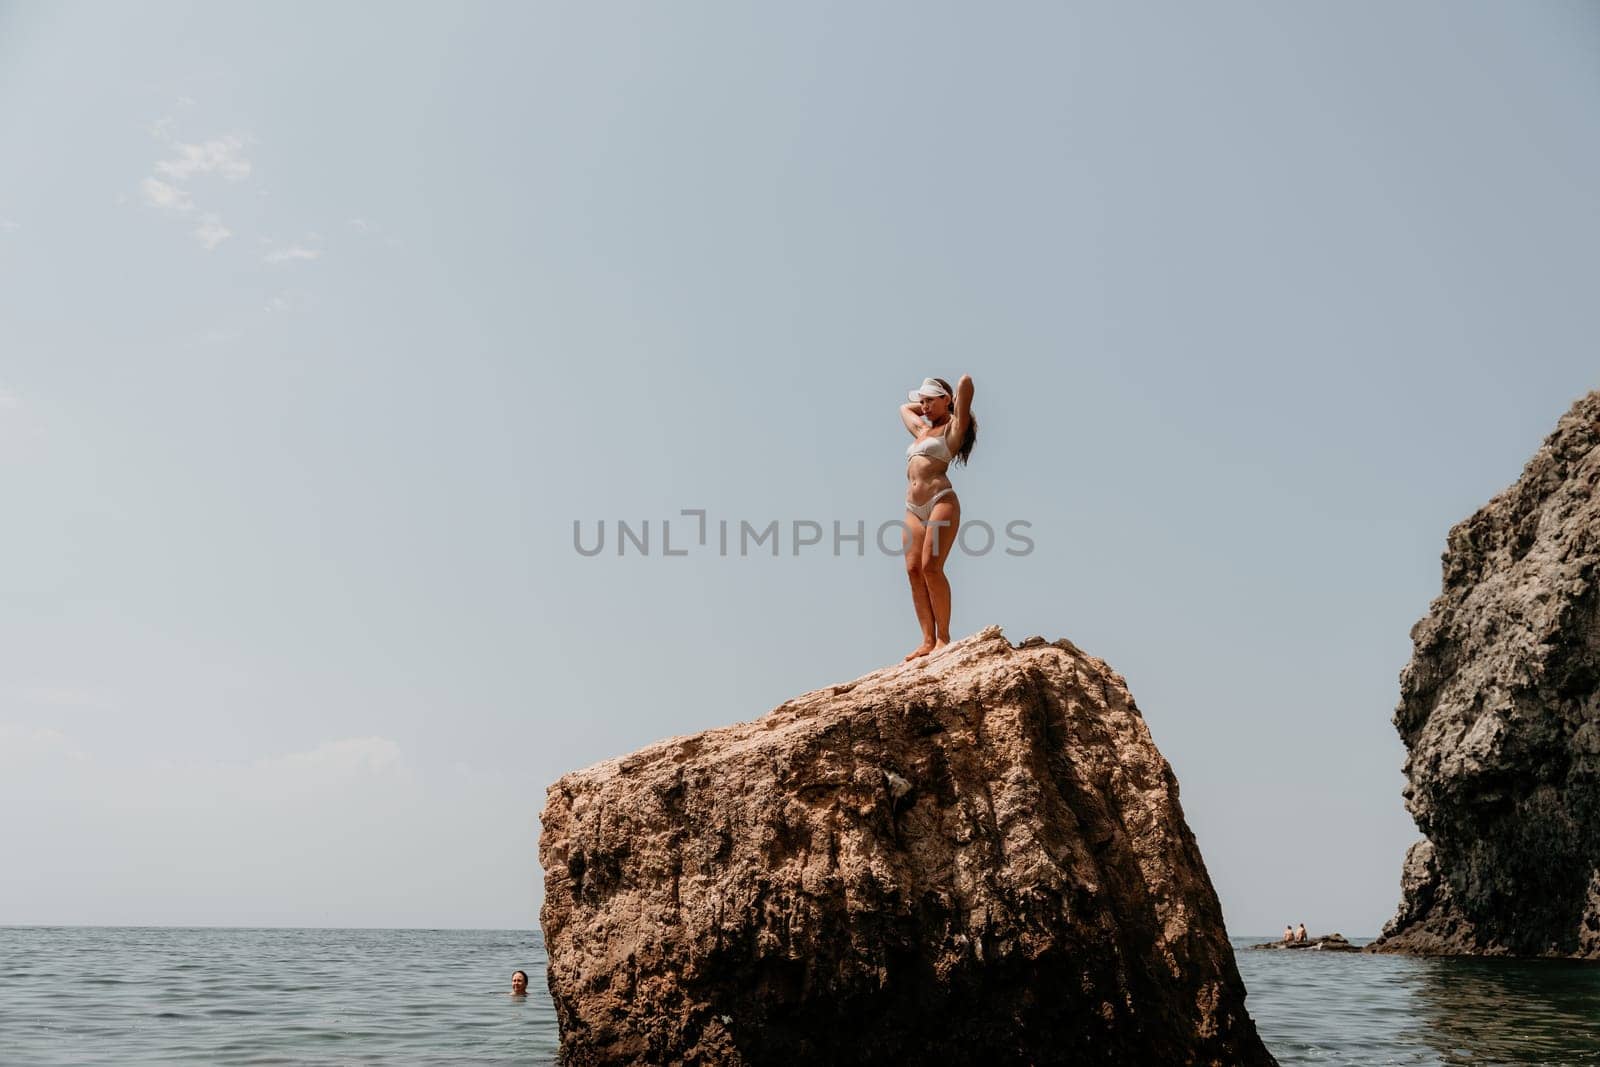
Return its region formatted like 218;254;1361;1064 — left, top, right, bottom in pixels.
933;377;977;466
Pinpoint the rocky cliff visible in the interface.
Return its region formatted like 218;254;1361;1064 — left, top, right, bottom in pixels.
1372;390;1600;958
539;626;1274;1065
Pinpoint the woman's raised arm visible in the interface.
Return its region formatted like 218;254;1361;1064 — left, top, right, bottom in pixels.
950;375;974;439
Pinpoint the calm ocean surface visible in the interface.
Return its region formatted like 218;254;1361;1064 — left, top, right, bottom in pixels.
3;928;1599;1064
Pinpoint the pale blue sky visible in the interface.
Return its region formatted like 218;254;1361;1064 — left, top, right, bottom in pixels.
1;1;1596;932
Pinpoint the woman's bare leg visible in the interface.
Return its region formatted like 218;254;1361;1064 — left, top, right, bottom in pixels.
921;497;961;648
902;512;936;660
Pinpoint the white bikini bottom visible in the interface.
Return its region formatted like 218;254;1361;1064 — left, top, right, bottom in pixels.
905;486;956;521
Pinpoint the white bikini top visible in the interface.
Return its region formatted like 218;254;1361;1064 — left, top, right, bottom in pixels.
906;423;955;465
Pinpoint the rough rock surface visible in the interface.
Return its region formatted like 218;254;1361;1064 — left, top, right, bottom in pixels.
1372;390;1600;958
539;626;1274;1066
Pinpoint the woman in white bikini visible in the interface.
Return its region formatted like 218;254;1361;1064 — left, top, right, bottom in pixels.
899;375;977;661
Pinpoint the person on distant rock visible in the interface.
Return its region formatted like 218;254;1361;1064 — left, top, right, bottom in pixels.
1283;924;1294;943
510;970;529;997
1295;923;1307;943
899;375;978;662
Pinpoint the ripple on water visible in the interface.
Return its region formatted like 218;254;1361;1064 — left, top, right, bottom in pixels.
8;928;1594;1064
0;928;562;1065
1233;937;1600;1067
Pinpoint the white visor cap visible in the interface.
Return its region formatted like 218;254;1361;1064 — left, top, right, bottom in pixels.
908;378;949;403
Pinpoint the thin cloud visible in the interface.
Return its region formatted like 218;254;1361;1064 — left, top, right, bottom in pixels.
0;218;18;233
264;242;322;264
0;723;87;768
347;216;402;249
193;214;231;251
154;133;252;183
198;326;245;345
135;117;330;274
19;685;117;709
0;384;19;409
138;119;252;250
140;177;193;214
3;727;408;785
263;737;404;775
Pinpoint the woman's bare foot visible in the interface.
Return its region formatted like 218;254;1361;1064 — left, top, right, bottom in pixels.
930;638;950;656
903;640;935;662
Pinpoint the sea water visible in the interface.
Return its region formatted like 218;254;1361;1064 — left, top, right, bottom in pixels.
0;927;558;1064
1236;936;1600;1065
4;928;1599;1064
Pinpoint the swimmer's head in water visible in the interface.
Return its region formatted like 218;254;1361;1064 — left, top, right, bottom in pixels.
511;970;529;995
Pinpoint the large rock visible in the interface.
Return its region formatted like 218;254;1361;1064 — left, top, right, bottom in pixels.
538;626;1274;1065
1245;933;1360;953
1372;390;1600;958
